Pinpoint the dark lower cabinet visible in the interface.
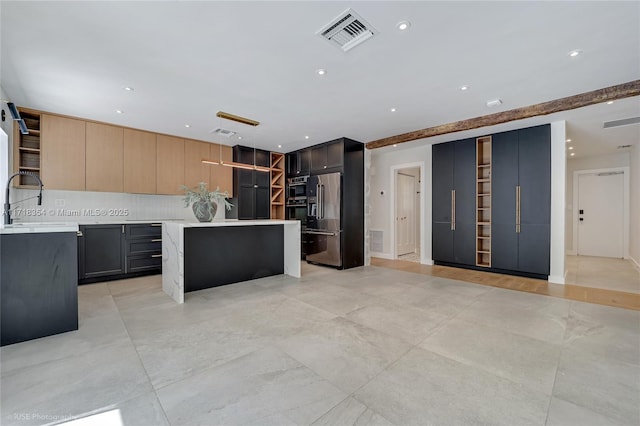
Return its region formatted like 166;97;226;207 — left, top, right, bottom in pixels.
78;223;162;284
78;224;125;279
433;124;551;279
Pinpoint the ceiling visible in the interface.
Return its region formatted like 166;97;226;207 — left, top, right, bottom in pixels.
1;1;638;158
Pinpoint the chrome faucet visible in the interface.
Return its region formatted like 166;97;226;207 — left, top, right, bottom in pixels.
4;171;43;225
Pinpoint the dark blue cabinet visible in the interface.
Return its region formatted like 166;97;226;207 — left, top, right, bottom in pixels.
432;138;475;266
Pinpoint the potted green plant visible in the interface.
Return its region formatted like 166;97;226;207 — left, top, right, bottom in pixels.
181;182;233;222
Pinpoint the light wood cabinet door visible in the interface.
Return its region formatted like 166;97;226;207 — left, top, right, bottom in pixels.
184;139;212;189
124;129;156;194
210;143;233;196
41;114;86;190
86;122;123;192
156;135;184;195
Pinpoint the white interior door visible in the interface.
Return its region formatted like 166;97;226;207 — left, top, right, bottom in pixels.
577;172;624;258
396;172;416;256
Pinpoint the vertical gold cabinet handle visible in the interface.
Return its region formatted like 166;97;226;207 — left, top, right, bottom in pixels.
515;185;521;233
451;189;456;231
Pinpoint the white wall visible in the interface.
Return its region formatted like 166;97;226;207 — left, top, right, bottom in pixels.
549;121;566;283
565;151;630;253
369;143;431;262
629;144;640;268
0;84;14;178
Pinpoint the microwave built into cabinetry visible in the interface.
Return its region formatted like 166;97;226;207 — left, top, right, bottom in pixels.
78;223;162;284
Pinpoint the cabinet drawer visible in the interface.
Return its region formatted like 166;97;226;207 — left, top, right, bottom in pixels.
127;253;162;273
125;223;162;239
127;239;162;255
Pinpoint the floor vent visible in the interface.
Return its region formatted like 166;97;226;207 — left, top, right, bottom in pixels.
370;230;383;253
317;8;378;52
603;116;640;128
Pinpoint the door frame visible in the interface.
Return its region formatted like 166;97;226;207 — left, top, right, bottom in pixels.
396;171;417;256
390;162;426;262
572;166;629;258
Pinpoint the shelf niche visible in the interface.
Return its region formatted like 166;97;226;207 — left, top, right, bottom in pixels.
476;136;492;267
13;109;42;187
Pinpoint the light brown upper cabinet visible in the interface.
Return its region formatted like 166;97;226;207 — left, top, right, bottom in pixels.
156;135;185;195
184;139;212;189
124;129;156;194
86;122;124;192
41;114;86;191
210;143;234;196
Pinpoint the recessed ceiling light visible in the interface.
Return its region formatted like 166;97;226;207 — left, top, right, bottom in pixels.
390;108;396;112
305;136;310;139
317;69;326;76
568;146;574;150
397;21;411;31
568;49;582;57
237;136;242;140
607;101;614;105
566;138;572;143
116;110;123;114
184;124;190;128
124;87;134;92
277;144;282;149
393;144;397;147
460;85;469;91
486;99;503;107
570;152;575;156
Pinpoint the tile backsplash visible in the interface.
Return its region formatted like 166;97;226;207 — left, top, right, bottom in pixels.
9;189;195;223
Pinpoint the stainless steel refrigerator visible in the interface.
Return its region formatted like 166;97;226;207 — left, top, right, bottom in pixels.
305;172;341;267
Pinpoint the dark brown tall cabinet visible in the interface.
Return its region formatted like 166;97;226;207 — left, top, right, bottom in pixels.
233;146;271;220
432;124;551;279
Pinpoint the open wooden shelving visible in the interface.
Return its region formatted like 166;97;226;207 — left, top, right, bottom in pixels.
13;109;42;188
476;136;492;267
270;152;285;219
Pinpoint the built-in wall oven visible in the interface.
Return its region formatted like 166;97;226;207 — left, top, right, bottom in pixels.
286;176;309;258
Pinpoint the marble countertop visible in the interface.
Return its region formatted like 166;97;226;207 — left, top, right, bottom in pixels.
0;222;79;234
165;219;296;228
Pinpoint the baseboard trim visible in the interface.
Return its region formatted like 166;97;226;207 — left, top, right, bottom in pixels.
566;249;577;256
370;251;393;260
421;258;434;266
548;274;565;285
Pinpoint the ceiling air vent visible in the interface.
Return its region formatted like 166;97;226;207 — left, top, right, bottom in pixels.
603;116;640;129
317;8;378;52
211;128;236;138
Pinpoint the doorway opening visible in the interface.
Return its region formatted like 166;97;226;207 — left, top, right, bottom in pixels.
395;167;421;262
566;166;637;293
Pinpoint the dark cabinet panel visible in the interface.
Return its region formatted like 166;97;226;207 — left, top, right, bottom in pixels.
432;222;454;263
311;145;327;174
453;222;476;265
518;125;551;226
255;186;271;219
432;142;454;223
311;140;344;174
518;224;550;274
491;223;519;271
79;224;125;279
287;149;311;177
454;138;476;226
233;145;271;219
491;130;519;227
326;141;344;169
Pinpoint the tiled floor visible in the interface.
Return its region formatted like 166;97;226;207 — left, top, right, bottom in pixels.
565;255;640;294
1;264;639;426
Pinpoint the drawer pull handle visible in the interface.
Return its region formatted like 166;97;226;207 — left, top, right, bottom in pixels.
151;254;162;258
151;239;162;242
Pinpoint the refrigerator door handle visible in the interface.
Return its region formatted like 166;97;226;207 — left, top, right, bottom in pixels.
316;184;321;219
304;230;336;236
320;184;325;219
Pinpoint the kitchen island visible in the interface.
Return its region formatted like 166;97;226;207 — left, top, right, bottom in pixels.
0;222;79;346
162;220;300;303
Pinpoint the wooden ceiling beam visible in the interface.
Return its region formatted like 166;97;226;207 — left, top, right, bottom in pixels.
366;80;640;149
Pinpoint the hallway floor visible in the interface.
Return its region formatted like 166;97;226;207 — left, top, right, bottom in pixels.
565;255;640;294
1;264;639;425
